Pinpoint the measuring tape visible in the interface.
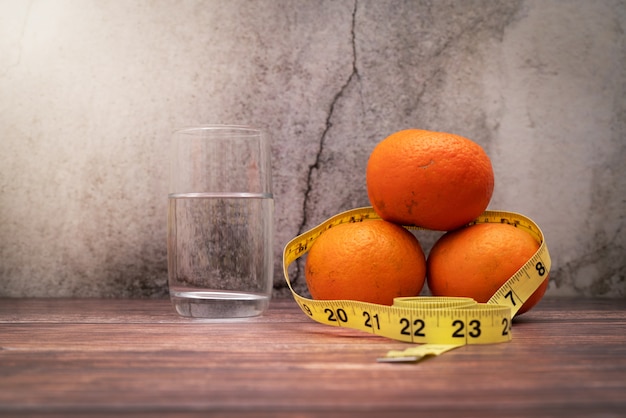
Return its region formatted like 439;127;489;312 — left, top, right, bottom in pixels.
282;207;551;362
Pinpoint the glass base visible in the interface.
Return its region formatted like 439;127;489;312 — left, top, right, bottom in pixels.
170;290;270;319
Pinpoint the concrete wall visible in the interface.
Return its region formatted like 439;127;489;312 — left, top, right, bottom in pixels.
1;0;624;298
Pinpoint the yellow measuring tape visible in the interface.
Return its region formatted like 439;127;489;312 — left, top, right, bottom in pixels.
282;207;551;362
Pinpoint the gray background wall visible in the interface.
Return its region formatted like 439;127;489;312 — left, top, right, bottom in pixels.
1;0;624;299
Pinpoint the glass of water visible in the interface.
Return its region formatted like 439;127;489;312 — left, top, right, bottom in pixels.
168;125;274;318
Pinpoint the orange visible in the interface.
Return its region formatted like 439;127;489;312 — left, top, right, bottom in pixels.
304;220;426;305
426;223;549;315
366;129;494;231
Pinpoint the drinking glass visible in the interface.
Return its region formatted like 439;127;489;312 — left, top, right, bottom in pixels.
168;125;274;318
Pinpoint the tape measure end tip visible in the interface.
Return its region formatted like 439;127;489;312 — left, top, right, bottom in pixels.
376;356;420;363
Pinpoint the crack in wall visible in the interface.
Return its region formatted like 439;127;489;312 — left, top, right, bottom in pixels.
0;0;34;78
290;0;360;285
298;0;359;236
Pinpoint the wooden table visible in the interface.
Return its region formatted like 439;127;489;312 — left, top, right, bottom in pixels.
1;297;625;417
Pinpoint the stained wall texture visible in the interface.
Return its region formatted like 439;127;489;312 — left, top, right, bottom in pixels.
1;0;624;298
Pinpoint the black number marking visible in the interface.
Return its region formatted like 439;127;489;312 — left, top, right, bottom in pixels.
400;318;426;337
302;304;313;316
500;218;520;227
400;318;410;335
535;262;546;277
502;317;511;336
452;320;465;338
414;319;426;337
504;290;517;306
293;243;304;255
325;308;335;322
451;320;481;338
325;308;348;323
363;311;380;330
336;308;348;322
468;320;481;338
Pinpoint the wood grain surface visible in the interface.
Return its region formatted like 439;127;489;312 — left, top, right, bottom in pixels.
1;297;625;417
